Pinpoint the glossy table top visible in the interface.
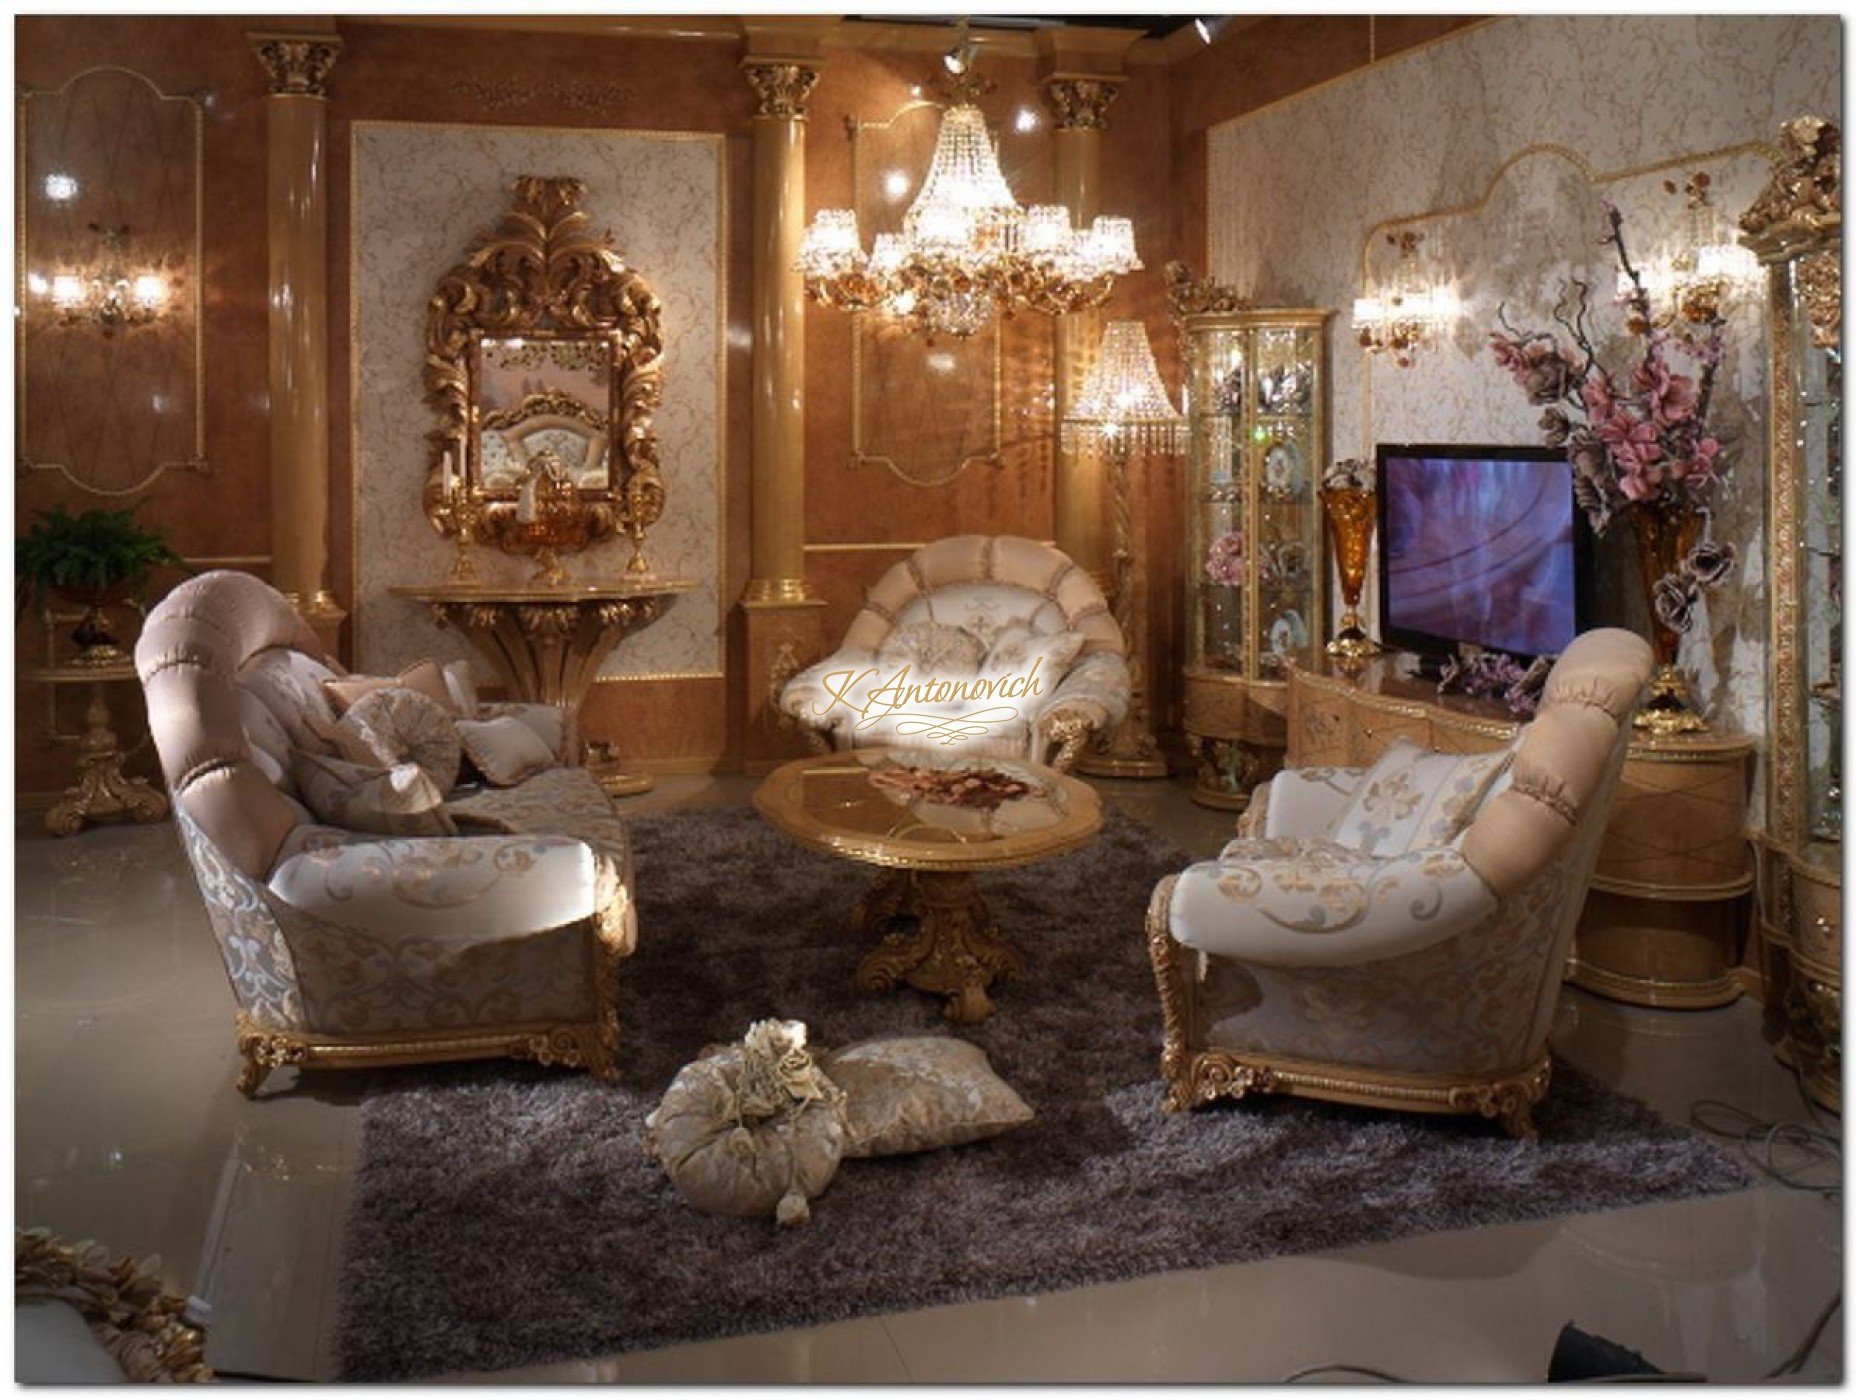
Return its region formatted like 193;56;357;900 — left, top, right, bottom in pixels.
753;748;1103;871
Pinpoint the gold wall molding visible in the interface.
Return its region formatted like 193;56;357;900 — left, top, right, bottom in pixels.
1353;136;1782;458
1042;75;1121;131
445;77;637;114
17;65;207;497
250;32;343;98
741;61;820;120
849;97;1004;489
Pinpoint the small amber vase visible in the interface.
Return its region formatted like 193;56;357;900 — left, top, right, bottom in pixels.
1631;505;1708;735
1319;484;1379;659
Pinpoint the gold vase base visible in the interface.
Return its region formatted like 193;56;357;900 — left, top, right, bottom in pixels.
1633;664;1708;736
73;643;127;667
1325;623;1380;660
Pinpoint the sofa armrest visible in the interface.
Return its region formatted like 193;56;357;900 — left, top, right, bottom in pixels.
1168;838;1497;969
267;832;608;940
1036;650;1130;732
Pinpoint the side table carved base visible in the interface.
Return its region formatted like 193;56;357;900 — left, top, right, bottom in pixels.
28;664;170;837
853;869;1027;1024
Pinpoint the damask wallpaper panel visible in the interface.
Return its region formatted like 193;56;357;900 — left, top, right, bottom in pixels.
1207;14;1840;775
351;121;725;680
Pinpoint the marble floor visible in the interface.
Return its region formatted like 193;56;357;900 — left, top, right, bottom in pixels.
14;774;1844;1383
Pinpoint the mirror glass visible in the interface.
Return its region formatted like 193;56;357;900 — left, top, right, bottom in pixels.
474;334;614;493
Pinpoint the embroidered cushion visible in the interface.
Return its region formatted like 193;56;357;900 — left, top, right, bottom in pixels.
441;659;480;717
821;1036;1033;1157
236;687;299;796
322;659;456;716
236;648;342;754
290;750;457;838
457;715;557;787
876;621;988;676
326;686;463;795
1326;739;1513;857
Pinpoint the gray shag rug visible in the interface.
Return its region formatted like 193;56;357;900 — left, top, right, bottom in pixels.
336;806;1748;1381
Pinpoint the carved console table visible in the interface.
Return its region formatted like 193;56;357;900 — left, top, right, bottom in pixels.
1286;657;1755;1010
391;579;693;796
24;659;170;837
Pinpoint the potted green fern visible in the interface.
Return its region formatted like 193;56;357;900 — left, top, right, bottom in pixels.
16;505;189;661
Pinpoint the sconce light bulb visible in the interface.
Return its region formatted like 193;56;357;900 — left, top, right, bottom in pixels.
27;272;49;297
1014;107;1039;134
51;275;85;308
132;275;166;309
43;173;79;203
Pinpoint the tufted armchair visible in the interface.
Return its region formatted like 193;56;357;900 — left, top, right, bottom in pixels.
778;535;1131;771
134;570;637;1096
1146;629;1654;1138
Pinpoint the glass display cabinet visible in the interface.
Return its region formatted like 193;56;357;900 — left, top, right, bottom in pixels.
1178;307;1333;808
1740;115;1841;1112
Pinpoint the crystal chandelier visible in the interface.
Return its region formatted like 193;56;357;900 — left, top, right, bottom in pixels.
1352;230;1458;368
797;68;1140;339
1627;171;1760;326
26;224;169;337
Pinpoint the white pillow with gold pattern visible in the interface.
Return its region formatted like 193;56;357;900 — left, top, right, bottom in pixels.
456;715;557;788
289;750;458;837
821;1036;1033;1158
1325;738;1513;857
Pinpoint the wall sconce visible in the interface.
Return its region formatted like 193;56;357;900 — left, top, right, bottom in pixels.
1626;172;1760;326
29;224;170;336
1352;230;1458;368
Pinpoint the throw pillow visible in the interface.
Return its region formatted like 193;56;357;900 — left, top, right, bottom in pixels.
1326;738;1513;857
441;659;480;718
982;624;1085;684
877;621;988;677
289;750;457;838
322;659;455;716
646;1020;847;1226
330;687;463;795
821;1036;1034;1158
456;715;556;787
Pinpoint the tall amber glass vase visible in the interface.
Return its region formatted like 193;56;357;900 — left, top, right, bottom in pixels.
1631;505;1708;734
1319;484;1379;658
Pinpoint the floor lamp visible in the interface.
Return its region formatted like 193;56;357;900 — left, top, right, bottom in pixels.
1061;320;1184;779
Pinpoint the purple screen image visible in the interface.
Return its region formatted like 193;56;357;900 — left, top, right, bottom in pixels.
1382;454;1577;656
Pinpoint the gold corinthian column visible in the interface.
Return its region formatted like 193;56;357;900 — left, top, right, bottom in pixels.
250;32;345;654
1038;57;1126;593
740;36;829;768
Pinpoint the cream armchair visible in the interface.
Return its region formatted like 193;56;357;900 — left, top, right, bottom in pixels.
779;535;1130;771
1147;629;1654;1138
135;570;637;1096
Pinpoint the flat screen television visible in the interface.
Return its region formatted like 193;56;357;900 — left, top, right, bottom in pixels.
1376;443;1592;660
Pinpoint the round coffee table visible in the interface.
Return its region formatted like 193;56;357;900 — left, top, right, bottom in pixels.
754;749;1103;1023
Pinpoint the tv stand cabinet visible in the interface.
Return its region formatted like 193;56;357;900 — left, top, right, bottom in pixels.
1285;657;1755;1010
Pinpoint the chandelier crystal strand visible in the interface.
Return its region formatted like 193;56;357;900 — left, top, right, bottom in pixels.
798;61;1140;338
1061;320;1185;456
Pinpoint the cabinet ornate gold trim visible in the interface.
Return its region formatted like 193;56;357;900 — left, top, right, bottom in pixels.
1741;114;1842;1111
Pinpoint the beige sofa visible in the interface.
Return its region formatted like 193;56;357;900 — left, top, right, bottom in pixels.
1147;629;1654;1138
134;570;637;1095
779;535;1131;771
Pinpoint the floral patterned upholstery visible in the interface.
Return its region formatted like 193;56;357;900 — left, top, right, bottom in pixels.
1149;629;1655;1137
779;535;1131;771
134;569;636;1095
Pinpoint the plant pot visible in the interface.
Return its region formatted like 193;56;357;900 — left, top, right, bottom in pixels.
52;582;134;664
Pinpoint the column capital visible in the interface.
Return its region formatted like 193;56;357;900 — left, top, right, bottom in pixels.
250;32;343;98
1042;74;1122;132
740;60;821;121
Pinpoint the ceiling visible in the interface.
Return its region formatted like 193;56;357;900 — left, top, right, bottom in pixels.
850;14;1204;38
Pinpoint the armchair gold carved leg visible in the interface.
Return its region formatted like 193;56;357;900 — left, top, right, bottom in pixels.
1043;712;1093;774
1145;876;1196;1111
233;1015;307;1099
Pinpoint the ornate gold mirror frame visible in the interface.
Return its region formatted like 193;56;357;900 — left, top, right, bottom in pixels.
17;66;207;497
849;100;1004;488
423;175;666;575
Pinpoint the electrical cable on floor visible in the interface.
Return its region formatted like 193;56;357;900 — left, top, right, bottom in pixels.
1283;1362;1411;1383
1687;1095;1841;1198
1764;1290;1843;1379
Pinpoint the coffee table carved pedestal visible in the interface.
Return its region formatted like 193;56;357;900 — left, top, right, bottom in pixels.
756;750;1103;1023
